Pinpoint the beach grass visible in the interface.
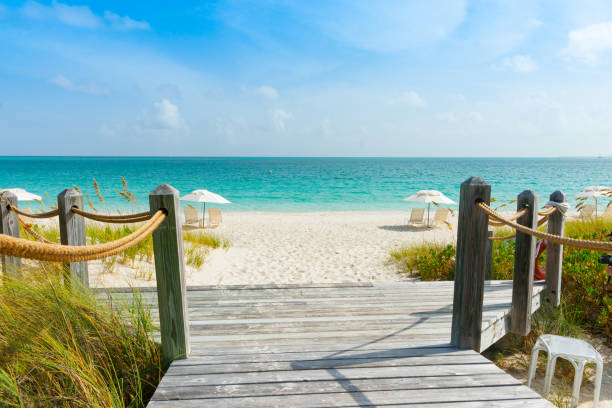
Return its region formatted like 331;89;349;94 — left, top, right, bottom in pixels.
19;222;231;274
0;270;162;407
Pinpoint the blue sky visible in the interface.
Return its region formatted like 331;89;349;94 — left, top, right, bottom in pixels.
1;1;612;156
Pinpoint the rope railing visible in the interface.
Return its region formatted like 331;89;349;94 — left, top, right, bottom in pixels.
8;205;59;219
537;207;558;217
478;202;612;251
487;214;550;241
0;210;166;262
487;208;528;227
70;207;152;223
14;214;57;245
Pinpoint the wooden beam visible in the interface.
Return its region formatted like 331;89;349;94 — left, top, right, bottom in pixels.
544;190;565;306
0;191;22;279
149;184;190;368
451;177;491;351
511;190;538;335
57;189;89;289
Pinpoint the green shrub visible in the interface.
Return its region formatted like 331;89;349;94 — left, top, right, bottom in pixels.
0;271;162;407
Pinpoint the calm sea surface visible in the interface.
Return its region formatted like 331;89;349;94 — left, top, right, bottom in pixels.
0;157;610;212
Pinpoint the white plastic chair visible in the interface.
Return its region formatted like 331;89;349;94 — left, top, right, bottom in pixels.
527;334;603;408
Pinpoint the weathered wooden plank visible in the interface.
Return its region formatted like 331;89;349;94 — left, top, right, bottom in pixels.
152;373;517;400
544;190;565;306
158;363;507;387
171;346;474;365
451;177;490;351
0;191;21;279
150;184;190;367
147;385;549;408
511;190;538;335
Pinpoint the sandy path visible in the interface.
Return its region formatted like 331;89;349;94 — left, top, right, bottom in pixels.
89;211;456;287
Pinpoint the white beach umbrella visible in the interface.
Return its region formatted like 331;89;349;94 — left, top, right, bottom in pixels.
0;188;42;201
180;189;231;225
576;186;612;216
403;190;456;227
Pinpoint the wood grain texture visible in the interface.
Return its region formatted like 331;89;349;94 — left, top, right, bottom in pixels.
0;191;21;278
149;184;190;367
511;190;538;335
451;177;491;351
544;190;566;307
132;281;551;407
57;189;89;288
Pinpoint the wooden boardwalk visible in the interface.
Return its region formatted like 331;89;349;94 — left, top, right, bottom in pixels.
108;281;553;407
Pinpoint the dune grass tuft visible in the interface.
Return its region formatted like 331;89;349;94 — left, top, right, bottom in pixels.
0;270;162;407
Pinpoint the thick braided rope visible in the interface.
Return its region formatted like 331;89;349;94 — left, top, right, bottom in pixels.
15;214;57;245
488;216;549;241
487;215;549;242
488;208;529;227
537;207;558;217
0;210;165;262
478;202;612;250
9;205;59;219
71;207;152;223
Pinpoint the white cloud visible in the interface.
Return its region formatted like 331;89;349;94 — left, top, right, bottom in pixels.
256;85;279;100
389;91;425;107
562;22;612;64
270;108;293;132
104;11;150;31
20;1;149;31
153;99;182;129
501;54;538;72
22;0;101;28
49;75;109;95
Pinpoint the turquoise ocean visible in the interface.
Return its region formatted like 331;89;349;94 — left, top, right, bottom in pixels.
1;157;611;212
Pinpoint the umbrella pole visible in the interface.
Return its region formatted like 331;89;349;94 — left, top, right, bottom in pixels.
202;202;206;227
427;203;431;228
595;197;598;218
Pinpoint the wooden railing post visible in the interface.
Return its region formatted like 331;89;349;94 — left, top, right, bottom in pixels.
451;177;491;351
511;190;538;335
545;190;566;307
150;184;189;367
58;189;89;289
0;191;22;279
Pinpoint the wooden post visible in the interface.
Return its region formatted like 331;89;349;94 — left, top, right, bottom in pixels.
545;191;565;307
58;189;89;289
485;230;493;281
150;184;189;367
451;177;491;351
0;191;22;278
511;190;538;335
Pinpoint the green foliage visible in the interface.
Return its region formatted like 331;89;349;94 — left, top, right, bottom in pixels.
388;243;455;281
388;217;612;342
0;271;162;407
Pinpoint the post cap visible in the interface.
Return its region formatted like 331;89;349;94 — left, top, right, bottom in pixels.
462;177;489;186
150;184;179;196
549;190;566;203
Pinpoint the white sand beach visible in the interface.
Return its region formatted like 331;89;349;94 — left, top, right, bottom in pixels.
88;211;457;288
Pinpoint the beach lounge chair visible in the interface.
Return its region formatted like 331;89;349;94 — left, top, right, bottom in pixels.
184;206;200;227
579;204;595;219
208;207;222;228
603;205;612;220
433;207;450;226
408;208;425;226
